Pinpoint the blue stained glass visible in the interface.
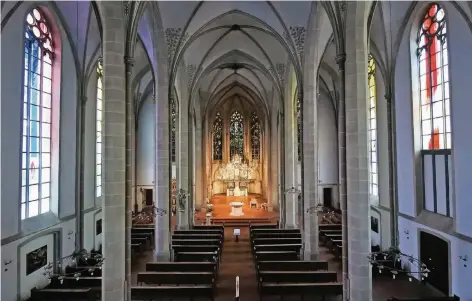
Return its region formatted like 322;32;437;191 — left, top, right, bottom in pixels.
30;72;39;89
31;40;40;58
25;39;30;53
30;89;39;105
25;54;29;70
24;70;29;86
29;121;39;136
30;138;39;152
31;56;40;74
30;105;39;121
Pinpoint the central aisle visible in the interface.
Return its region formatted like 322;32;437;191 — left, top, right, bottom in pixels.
215;227;259;301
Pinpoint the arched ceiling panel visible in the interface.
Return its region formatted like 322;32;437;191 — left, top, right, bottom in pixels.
157;1;198;29
243;28;287;61
137;13;155;71
270;1;312;27
210;73;265;101
183;27;229;64
184;2;286;37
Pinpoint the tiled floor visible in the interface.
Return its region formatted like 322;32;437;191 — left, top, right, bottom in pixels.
131;226;444;301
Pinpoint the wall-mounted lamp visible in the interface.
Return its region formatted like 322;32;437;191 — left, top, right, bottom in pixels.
4;259;12;272
459;255;468;267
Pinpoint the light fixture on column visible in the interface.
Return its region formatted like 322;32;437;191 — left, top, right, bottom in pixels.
177;189;190;211
284;186;301;195
43;249;104;284
367;247;429;282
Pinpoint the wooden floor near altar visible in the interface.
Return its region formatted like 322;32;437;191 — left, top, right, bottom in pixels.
195;194;278;223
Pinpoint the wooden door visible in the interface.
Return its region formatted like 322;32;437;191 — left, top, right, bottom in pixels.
419;231;449;295
323;187;332;208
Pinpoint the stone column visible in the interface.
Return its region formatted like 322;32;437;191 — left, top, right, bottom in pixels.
176;92;190;229
336;53;350;300
124;56;134;300
345;2;372;299
386;92;399;247
194;124;204;210
284;85;298;229
302;68;319;259
154;88;171;260
100;2;126;300
270;103;279;210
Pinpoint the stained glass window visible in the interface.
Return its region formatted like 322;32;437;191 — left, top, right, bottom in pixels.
250;112;261;160
21;8;55;219
96;62;103;198
296;93;301;161
212;112;223;160
230;111;244;158
368;55;378;196
417;3;450;150
171;98;176;162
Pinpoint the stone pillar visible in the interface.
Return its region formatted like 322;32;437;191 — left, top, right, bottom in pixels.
386;92;399;247
270;102;279;210
154;88;171;260
283;83;298;229
302;63;319;259
194;124;204;210
345;2;372;299
124;56;134;301
176;108;190;229
336;53;350;301
100;2;126;300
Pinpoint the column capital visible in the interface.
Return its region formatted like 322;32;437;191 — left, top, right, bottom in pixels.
124;56;135;74
335;53;346;68
81;96;88;104
98;56;103;65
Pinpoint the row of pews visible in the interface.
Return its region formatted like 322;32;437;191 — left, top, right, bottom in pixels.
250;224;343;301
131;225;224;300
29;250;103;301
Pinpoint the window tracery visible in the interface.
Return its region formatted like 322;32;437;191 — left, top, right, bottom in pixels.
212;112;223;160
21;8;55;219
250;112;261;160
96;62;103;197
230;111;244;159
417;3;450;150
171;98;176;162
368;55;378;196
296;93;301;161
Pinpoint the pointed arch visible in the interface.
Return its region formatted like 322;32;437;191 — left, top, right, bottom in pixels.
96;62;103;197
250;112;261;160
368;54;378;196
229;111;244;158
212;112;223;161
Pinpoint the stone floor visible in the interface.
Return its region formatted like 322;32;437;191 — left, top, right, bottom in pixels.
131;227;444;301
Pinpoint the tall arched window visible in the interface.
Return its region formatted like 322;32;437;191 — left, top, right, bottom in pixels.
212;112;223;160
21;8;55;219
296;93;301;161
96;62;103;197
368;55;378;196
229;111;244;158
171;98;176;162
417;3;450;150
251;112;261;160
416;3;452;216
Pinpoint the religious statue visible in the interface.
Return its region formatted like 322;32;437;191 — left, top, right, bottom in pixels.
177;189;188;211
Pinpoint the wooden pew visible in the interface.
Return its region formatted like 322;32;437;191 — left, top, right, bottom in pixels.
131;285;214;301
253;237;302;245
131;232;153;244
49;277;101;288
146;262;217;273
172;234;221;240
318;224;342;231
172;239;221;246
174;251;218;263
192;225;224;231
250;224;278;230
131;227;154;235
30;288;94;301
256;260;329;271
258;270;337;284
255;251;298;261
172;245;220;255
175;230;223;237
253;244;301;254
252;233;301;239
131;237;148;247
251;229;300;235
259;282;343;301
137;271;214;286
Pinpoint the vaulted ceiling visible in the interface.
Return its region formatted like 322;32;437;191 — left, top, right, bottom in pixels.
158;1;313;120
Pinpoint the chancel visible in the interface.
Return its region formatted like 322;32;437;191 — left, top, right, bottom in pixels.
1;2;472;301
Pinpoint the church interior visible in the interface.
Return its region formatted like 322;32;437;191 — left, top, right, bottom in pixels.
2;1;472;301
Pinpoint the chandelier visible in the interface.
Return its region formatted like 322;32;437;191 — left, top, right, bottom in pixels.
367;247;430;281
43;249;104;284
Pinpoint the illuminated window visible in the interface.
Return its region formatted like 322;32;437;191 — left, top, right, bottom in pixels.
417;3;450;150
212;112;223;160
21;8;55;219
171;98;176;162
229;111;244;158
296;93;301;161
368;55;378;196
96;62;103;197
250;112;261;160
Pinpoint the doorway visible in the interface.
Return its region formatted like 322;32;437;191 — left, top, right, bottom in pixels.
419;231;449;295
323;187;332;208
145;189;153;206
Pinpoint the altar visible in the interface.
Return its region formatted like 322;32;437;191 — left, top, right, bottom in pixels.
229;201;244;216
215;154;256;196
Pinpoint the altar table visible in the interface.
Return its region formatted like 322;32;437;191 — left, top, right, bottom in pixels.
229;202;244;216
